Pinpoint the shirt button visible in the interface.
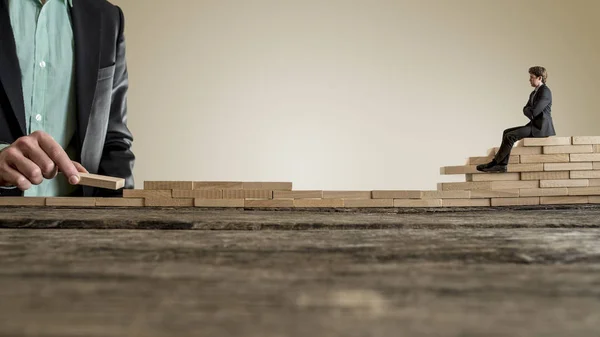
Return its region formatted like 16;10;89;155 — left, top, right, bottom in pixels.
35;114;42;121
39;61;46;68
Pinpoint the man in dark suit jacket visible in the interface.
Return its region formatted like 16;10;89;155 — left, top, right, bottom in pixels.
0;0;134;197
477;66;555;173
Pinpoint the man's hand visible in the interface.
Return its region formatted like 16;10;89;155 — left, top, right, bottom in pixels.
0;131;87;190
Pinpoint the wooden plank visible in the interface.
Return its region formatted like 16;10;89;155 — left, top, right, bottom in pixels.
570;154;600;162
421;190;471;199
293;199;344;208
144;181;193;190
194;199;244;208
244;200;294;208
544;163;593;171
442;199;491;207
493;147;542;155
323;191;372;199
76;173;125;190
470;190;520;198
590;179;600;187
490;181;539;190
567;187;600;196
123;190;172;198
343;199;394;208
440;165;478;175
371;190;422;199
572;136;600;145
172;190;223;199
193;181;243;190
520;154;569;164
491;197;540;207
438;182;491;191
523;137;571;146
46;198;96;207
507;164;545;173
589;196;600;204
595;145;600;153
595;162;600;170
0;197;46;206
223;190;273;199
393;199;442;208
469;173;520;182
273;190;323;199
521;171;570;181
519;188;568;197
543;145;593;154
540;179;588;188
468;156;518;165
144;198;194;207
95;198;145;207
540;196;588;205
242;182;292;190
571;171;600;179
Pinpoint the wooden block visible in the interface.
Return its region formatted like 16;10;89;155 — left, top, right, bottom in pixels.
540;179;588;188
371;190;422;199
493;147;542;155
589;196;600;204
492;197;540;206
571;171;600;179
570;154;600;162
223;190;273;199
421;190;471;199
589;179;600;187
470;173;520;182
519;188;568;197
95;198;145;207
521;171;570;181
440;165;478;175
144;181;193;190
470;190;520;198
193;181;243;190
544;163;593;171
520;154;570;163
568;187;600;196
507;164;545;173
540;196;588;205
595;162;600;170
75;173;124;190
323;191;372;199
293;199;344;208
393;199;442;207
523;137;571;146
123;189;172;198
344;199;394;208
595;145;600;153
0;197;46;206
242;182;292;190
172;190;223;199
438;182;492;191
468;156;518;165
273;190;323;199
46;197;96;207
543;145;593;154
442;199;491;207
572;136;600;145
144;198;194;207
194;199;244;208
490;181;539;190
245;200;294;208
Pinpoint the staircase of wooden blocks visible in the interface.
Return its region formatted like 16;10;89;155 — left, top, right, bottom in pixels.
1;136;599;208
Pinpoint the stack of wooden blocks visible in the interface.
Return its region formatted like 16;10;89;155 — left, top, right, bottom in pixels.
1;136;599;208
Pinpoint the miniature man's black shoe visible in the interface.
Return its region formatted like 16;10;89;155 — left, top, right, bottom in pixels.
478;164;507;173
476;160;497;172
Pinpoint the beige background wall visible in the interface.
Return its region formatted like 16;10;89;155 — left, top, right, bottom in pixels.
111;0;600;190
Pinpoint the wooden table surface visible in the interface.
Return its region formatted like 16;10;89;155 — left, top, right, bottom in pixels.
1;206;600;337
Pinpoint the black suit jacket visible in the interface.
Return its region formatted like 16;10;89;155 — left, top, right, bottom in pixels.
0;0;134;197
523;84;556;137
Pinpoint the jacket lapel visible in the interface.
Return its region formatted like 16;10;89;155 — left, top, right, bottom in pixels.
0;0;27;136
71;0;101;148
